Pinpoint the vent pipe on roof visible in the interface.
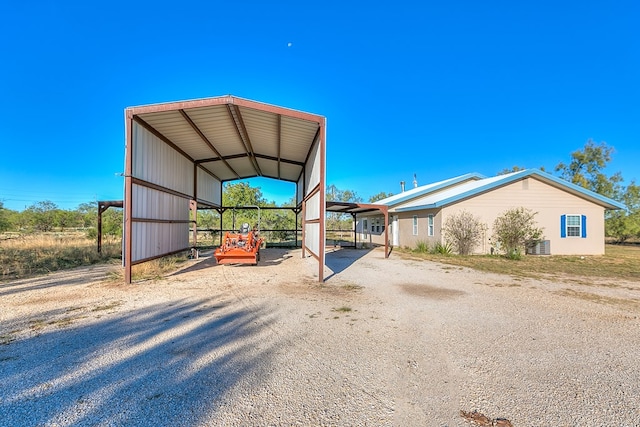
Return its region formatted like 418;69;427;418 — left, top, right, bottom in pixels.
413;174;418;188
400;181;405;192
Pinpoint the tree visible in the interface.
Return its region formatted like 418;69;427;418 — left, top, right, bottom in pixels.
25;200;58;232
222;182;267;231
555;139;623;199
326;184;362;203
606;181;640;243
76;202;98;228
53;209;82;231
369;192;393;202
102;208;123;240
0;202;12;232
261;205;296;241
442;210;486;255
326;184;362;232
197;209;220;230
492;207;544;259
497;166;526;175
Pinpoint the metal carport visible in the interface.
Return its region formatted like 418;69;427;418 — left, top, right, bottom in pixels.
325;202;390;257
123;95;326;283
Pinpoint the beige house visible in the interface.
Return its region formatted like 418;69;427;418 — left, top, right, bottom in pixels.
357;169;625;255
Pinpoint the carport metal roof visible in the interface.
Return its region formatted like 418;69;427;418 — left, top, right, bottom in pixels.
124;95;326;283
127;95;324;187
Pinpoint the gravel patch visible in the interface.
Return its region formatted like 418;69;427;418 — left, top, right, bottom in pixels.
1;248;640;426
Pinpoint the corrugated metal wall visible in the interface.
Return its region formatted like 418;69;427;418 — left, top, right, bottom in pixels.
132;222;190;262
131;124;193;263
197;167;221;206
133;122;194;193
305;140;321;191
305;191;321;255
303;134;324;259
132;185;190;219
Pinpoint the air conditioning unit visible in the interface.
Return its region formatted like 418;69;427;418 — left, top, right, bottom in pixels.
526;240;551;255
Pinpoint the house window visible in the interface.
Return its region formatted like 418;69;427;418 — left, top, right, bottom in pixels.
427;214;434;236
561;214;586;238
363;219;368;237
413;215;418;236
566;215;580;237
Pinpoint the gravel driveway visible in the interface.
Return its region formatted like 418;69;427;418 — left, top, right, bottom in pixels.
1;247;639;426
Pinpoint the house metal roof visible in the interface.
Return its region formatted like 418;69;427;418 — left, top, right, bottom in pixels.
373;173;485;207
126;95;324;184
393;169;626;212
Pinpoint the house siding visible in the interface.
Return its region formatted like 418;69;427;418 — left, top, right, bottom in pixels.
395;210;442;248
441;177;606;255
355;215;387;247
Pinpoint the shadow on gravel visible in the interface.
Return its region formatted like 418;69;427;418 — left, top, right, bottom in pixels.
173;248;293;276
324;248;373;281
0;266;112;296
0;299;277;426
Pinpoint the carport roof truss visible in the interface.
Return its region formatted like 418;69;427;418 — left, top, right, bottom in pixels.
126;95;324;183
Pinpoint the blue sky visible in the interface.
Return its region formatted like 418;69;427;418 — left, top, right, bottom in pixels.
1;0;638;211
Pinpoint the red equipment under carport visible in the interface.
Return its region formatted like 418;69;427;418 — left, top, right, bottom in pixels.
214;222;263;265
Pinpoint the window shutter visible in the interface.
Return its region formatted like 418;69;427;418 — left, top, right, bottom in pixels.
581;215;587;238
560;215;566;238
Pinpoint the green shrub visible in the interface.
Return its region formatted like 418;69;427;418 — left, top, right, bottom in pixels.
493;207;544;259
85;227;98;240
414;240;430;253
432;241;453;255
443;210;486;255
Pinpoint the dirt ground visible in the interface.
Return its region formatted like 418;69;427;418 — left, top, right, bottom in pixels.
1;247;640;426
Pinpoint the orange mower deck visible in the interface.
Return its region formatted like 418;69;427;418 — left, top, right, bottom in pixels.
214;230;263;265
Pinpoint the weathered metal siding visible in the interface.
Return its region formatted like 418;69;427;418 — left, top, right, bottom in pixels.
132;222;190;262
133;123;194;195
305;138;321;192
132;185;190;219
196;167;221;206
131;184;191;262
304;190;321;256
131;124;193;263
302;129;324;262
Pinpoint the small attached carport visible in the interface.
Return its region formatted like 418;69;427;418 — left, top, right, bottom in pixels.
123;95;326;283
326;202;390;257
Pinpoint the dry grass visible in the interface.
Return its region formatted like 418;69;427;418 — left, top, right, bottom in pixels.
398;244;640;282
0;232;121;281
102;255;188;283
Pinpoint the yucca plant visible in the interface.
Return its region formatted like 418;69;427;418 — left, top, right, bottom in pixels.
432;241;453;255
414;240;430;253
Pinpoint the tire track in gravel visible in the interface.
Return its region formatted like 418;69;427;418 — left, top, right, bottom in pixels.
214;259;397;425
343;254;466;425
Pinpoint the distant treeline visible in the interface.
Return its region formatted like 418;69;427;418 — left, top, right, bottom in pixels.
0;201;122;239
1;140;638;243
